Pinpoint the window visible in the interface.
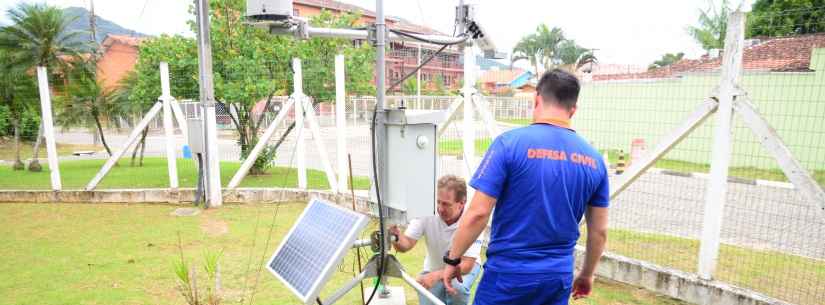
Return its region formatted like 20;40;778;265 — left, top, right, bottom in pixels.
293;9;300;16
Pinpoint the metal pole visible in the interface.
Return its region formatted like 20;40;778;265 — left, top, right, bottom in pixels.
294;58;307;189
336;55;348;193
160;62;179;190
36;67;61;191
698;10;746;280
373;0;391;296
195;0;222;207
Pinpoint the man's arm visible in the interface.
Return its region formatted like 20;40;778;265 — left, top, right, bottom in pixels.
573;206;609;298
448;190;496;260
417;256;477;289
441;190;496;294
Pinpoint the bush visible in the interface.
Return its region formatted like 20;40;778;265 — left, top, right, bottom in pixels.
19;109;40;142
0;107;38;140
0;106;9;137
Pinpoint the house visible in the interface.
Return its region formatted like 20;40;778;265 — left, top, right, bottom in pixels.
593;33;825;81
478;68;534;96
96;34;144;90
293;0;463;93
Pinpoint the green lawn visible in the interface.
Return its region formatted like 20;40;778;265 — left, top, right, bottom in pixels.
0;157;372;190
589;228;825;305
0;202;689;305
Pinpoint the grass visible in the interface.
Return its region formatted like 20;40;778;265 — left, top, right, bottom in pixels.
0;140;103;161
0;157;372;190
591;228;825;305
0;202;689;305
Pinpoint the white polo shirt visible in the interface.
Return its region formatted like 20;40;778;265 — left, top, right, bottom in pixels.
404;213;483;272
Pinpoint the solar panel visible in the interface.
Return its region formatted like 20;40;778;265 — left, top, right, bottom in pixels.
266;198;369;304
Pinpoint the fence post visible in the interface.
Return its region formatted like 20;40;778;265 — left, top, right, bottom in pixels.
336;55;348;193
36;67;61;191
160;62;179;190
462;44;476;180
293;58;308;189
698;9;746;280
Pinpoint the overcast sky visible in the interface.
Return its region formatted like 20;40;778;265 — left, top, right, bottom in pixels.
0;0;740;66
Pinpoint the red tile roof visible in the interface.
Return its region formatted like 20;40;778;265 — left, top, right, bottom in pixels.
594;33;825;81
102;34;145;48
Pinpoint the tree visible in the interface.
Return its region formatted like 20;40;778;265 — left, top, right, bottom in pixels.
129;0;374;174
0;50;38;170
511;24;596;76
56;58;121;156
556;39;597;73
747;0;825;37
0;3;86;171
687;0;731;52
648;52;685;70
511;34;541;76
401;78;418;95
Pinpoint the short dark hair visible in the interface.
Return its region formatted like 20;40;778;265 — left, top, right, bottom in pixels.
536;69;580;110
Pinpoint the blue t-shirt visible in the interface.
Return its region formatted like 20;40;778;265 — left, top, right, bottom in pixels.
470;121;609;274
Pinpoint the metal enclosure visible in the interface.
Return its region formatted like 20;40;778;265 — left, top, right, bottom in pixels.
373;109;444;223
187;118;205;154
246;0;292;21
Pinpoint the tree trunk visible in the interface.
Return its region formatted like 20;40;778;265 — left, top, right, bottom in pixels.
131;127;148;166
138;127;148;166
11;118;24;170
92;110;112;156
28;122;44;172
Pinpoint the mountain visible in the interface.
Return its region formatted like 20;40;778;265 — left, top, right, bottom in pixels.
62;6;149;48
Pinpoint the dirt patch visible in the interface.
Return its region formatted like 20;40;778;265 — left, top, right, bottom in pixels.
200;211;229;237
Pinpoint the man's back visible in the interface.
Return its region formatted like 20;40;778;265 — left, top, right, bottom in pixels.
471;121;609;274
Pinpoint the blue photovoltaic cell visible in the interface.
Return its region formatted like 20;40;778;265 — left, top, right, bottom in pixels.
268;198;367;301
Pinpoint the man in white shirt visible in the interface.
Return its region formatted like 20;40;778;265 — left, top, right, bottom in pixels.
389;175;483;305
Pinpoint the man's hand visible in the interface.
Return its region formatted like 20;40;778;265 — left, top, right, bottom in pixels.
441;264;462;295
416;272;440;289
388;225;401;243
571;274;594;299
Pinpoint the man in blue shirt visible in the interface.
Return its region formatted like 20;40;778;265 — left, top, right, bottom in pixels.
441;69;609;305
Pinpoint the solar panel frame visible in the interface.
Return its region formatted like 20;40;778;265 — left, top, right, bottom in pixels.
265;197;369;304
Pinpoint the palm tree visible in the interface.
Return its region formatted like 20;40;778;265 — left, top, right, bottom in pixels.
511;24;597;76
556;40;598;73
511;34;541;76
0;50;38;170
687;0;731;51
0;3;85;171
57;59;118;156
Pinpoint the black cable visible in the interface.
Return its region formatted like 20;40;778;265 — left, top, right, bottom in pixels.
364;107;384;305
316;297;323;305
194;153;204;206
387;43;449;92
390;29;468;46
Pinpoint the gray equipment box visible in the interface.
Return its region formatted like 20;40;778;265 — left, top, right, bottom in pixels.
372;109;445;223
246;0;292;21
187;118;205;154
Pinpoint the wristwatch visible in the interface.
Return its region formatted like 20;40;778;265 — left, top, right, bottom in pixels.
443;251;461;267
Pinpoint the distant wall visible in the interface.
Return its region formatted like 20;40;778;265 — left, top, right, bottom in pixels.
575;48;825;170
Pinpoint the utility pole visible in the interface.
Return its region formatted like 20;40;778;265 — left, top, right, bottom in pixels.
89;0;98;46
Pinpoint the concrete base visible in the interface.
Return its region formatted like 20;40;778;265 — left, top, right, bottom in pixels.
362;286;406;305
574;246;791;305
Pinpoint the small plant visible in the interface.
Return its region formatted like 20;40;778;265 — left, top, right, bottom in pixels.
174;233;223;305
